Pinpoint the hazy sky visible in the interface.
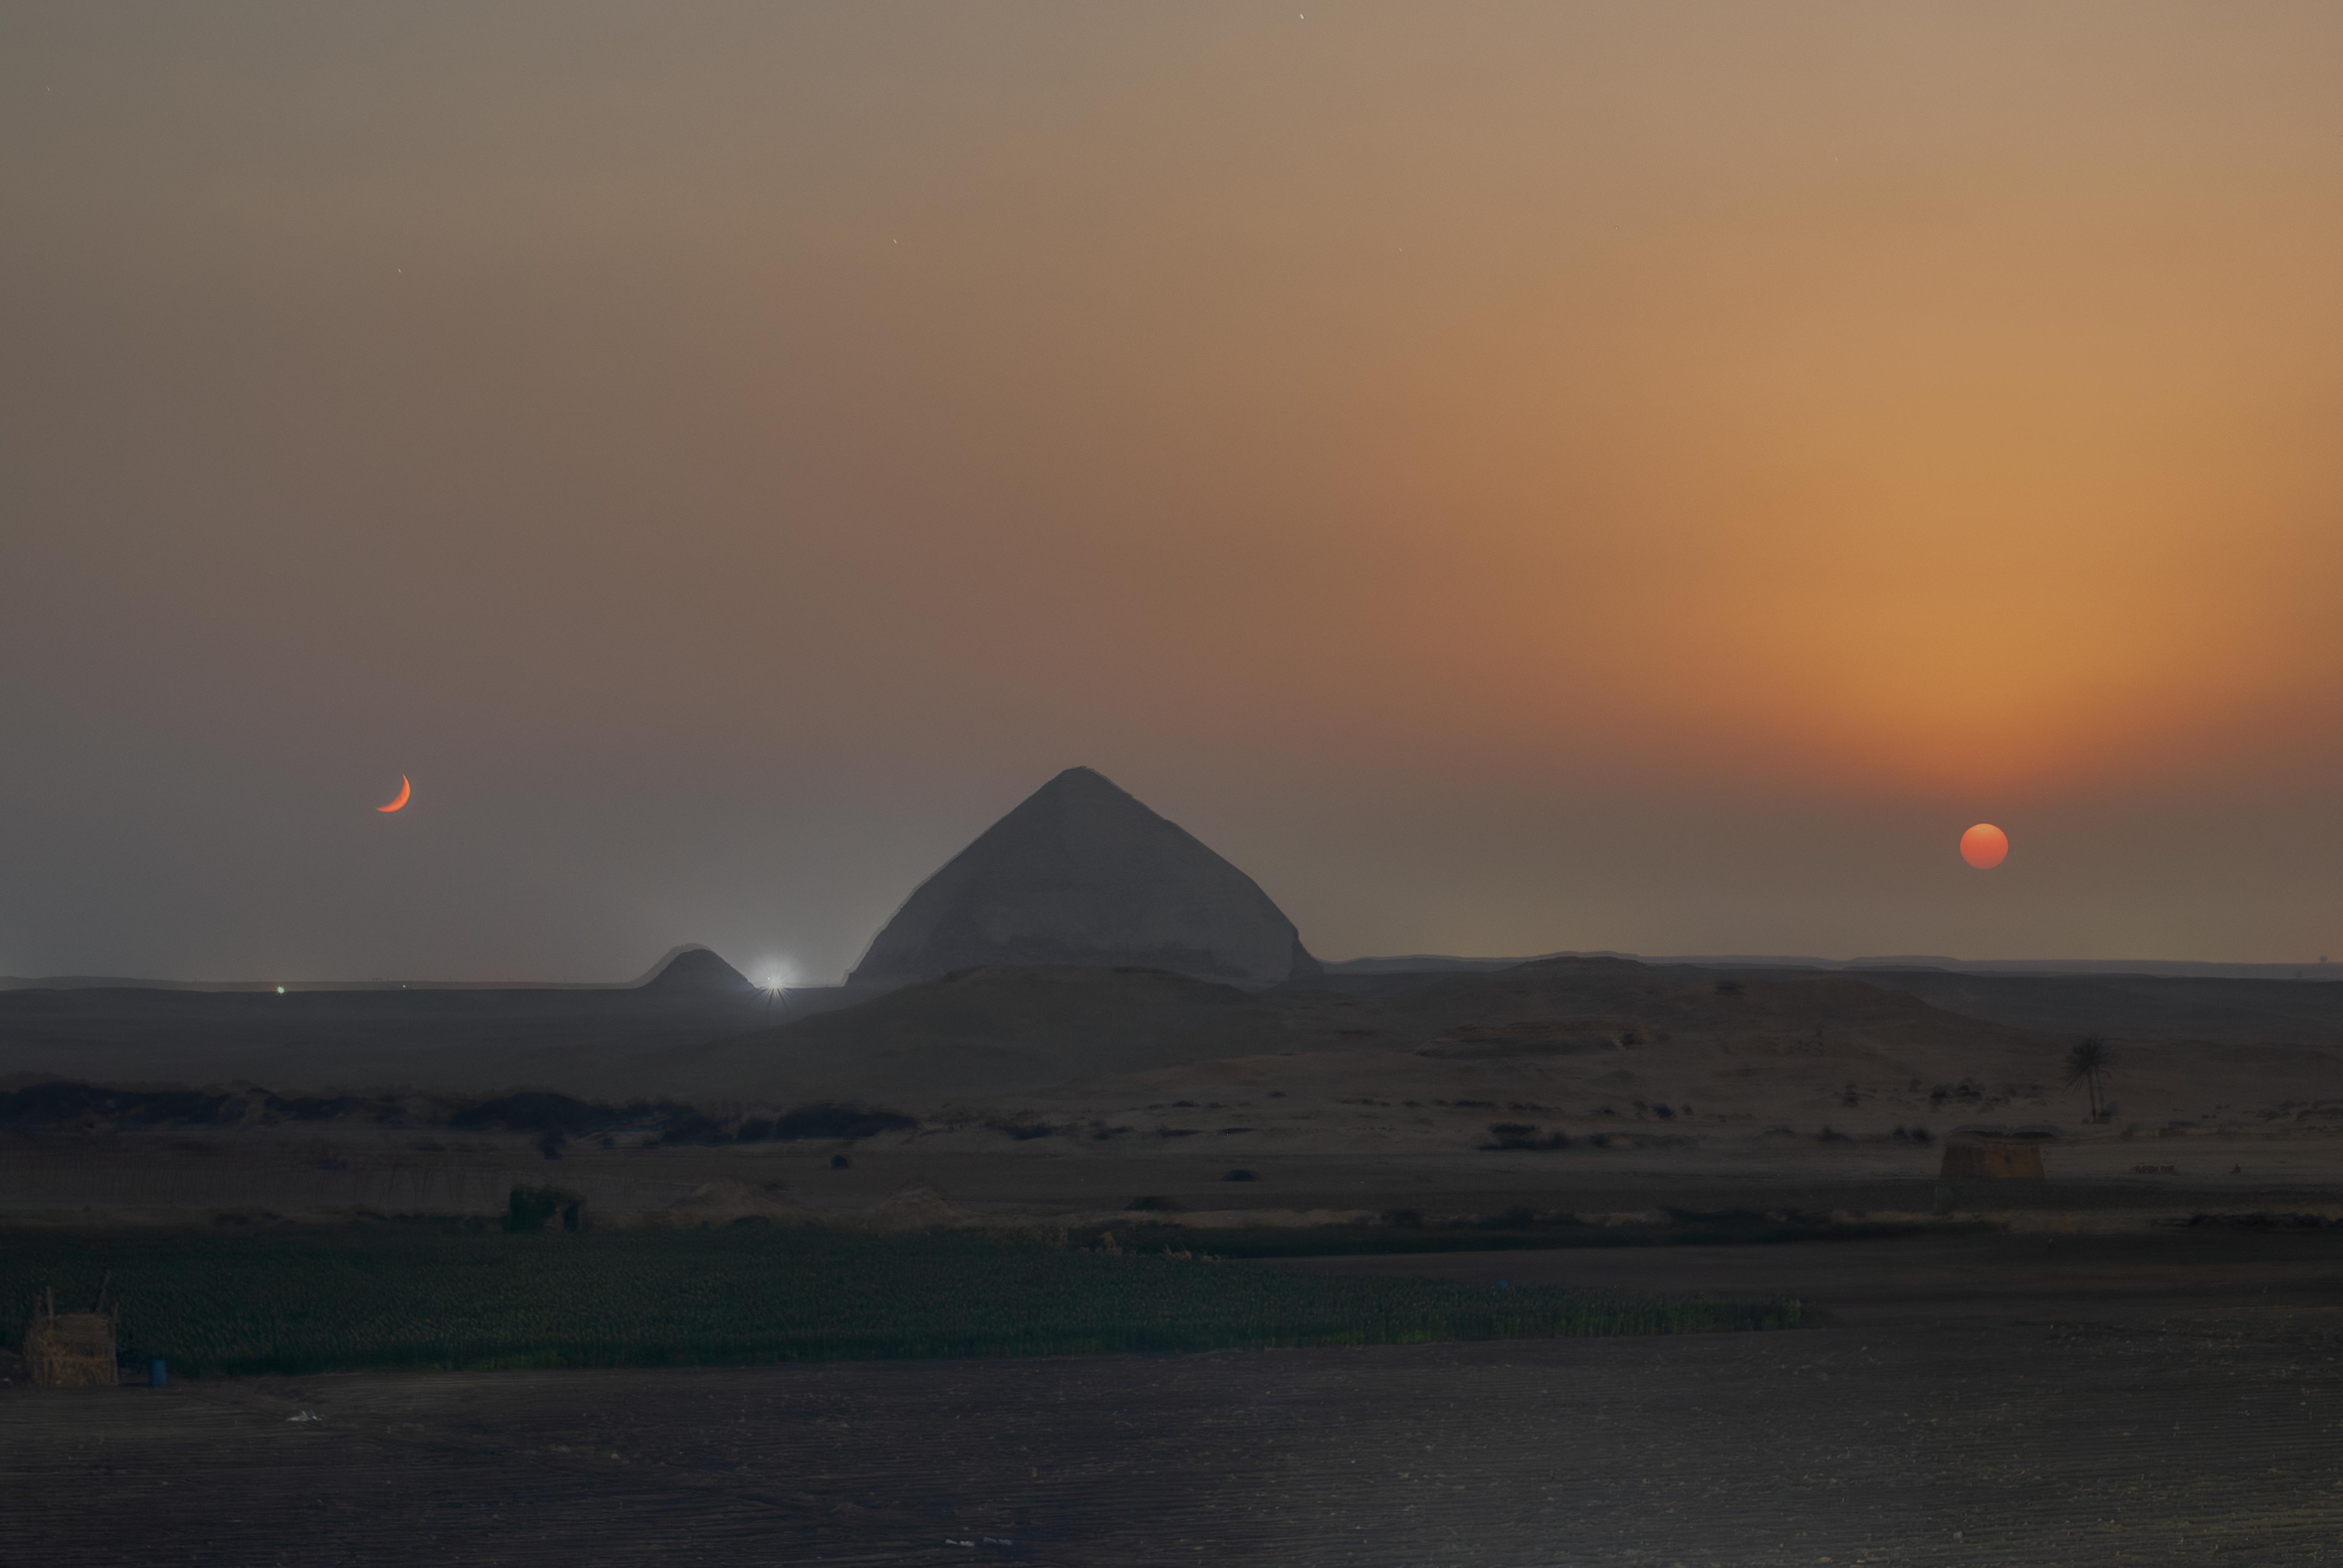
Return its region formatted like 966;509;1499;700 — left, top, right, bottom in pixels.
7;3;2343;981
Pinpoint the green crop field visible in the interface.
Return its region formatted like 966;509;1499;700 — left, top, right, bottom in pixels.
0;1223;1817;1378
1098;1212;1990;1259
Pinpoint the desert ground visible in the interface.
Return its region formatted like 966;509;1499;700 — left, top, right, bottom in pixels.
6;957;2343;1230
6;1229;2343;1565
6;1132;2342;1236
8;957;2343;1564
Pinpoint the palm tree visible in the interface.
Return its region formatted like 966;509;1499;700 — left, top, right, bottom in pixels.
2064;1035;2112;1120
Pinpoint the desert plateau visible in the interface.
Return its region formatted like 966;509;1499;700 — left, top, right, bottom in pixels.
11;939;2343;1564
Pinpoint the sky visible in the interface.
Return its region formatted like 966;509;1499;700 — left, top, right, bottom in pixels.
5;2;2343;982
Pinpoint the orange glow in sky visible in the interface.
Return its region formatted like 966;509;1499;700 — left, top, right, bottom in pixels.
6;4;2343;975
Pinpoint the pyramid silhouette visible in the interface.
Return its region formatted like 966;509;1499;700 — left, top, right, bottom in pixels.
848;767;1319;991
636;944;756;994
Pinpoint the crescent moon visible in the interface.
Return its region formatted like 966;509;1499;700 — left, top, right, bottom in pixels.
377;776;411;813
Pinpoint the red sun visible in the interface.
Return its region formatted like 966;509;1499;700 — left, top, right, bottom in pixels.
1960;823;2009;870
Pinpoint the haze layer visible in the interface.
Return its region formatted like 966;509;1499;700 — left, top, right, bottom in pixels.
6;3;2343;980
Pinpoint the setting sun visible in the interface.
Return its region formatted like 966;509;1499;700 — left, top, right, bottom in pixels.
1960;823;2010;870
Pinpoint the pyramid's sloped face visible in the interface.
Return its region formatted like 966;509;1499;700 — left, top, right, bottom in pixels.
848;768;1316;991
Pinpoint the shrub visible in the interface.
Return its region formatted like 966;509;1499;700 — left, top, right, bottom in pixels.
659;1114;727;1146
1480;1124;1571;1152
769;1104;917;1142
451;1093;611;1136
0;1083;236;1130
502;1187;577;1234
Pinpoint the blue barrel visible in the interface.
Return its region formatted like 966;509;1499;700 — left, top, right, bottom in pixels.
149;1359;167;1387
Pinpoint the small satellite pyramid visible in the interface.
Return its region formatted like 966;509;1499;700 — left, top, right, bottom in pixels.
637;944;756;994
847;767;1320;991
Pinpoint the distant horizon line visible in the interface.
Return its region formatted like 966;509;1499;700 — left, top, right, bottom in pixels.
3;948;2336;992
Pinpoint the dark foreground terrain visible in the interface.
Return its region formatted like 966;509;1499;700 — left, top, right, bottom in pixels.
7;1229;2343;1566
0;1225;1792;1376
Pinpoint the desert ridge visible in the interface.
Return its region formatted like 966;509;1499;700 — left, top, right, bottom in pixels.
10;951;2343;1235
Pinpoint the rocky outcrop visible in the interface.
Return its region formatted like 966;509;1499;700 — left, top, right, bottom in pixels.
847;767;1318;991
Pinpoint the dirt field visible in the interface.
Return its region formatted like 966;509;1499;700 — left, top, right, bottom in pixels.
7;1230;2343;1566
9;1120;2343;1232
9;961;2343;1562
11;956;2343;1237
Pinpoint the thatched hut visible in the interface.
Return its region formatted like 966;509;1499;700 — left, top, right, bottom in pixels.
24;1287;118;1387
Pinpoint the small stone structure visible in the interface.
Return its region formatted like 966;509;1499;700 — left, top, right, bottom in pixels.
23;1288;117;1387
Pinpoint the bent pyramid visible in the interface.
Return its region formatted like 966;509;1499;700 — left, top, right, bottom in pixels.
847;767;1320;991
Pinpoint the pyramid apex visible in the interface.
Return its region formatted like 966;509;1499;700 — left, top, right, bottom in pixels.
847;769;1317;991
